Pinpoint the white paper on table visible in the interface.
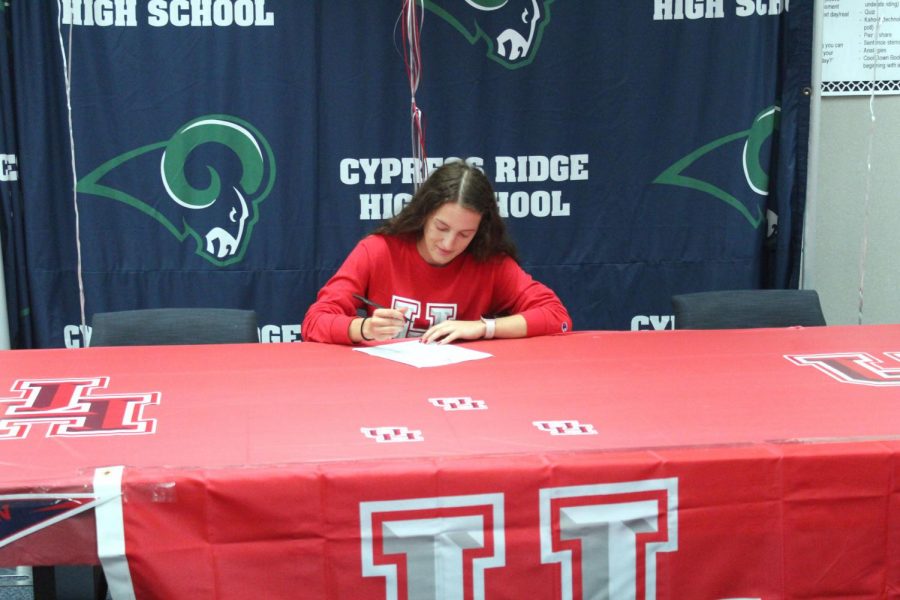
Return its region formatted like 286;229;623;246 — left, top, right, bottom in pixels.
353;340;493;368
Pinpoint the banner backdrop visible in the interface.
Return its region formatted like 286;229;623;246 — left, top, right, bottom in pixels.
0;1;813;349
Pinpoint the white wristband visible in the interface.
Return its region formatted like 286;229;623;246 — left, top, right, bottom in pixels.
481;317;496;340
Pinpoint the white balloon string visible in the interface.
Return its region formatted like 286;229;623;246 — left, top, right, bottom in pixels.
56;1;87;340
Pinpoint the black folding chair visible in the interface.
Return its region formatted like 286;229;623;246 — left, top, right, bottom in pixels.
671;289;826;330
90;307;259;346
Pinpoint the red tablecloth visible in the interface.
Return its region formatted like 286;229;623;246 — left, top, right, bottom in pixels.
2;326;899;599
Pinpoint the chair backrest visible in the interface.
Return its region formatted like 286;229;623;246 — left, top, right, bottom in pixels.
671;289;826;330
90;308;259;347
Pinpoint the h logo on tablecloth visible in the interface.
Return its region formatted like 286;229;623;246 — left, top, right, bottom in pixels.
0;377;160;439
361;427;424;443
786;352;900;386
533;420;597;435
428;396;487;411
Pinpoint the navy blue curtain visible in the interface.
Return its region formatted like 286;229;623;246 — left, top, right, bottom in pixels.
773;0;814;289
1;0;46;349
0;1;812;348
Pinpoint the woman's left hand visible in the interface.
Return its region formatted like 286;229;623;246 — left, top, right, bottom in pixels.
420;320;485;344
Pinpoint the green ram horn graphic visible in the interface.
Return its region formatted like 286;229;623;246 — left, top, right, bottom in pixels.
654;106;780;228
77;115;275;267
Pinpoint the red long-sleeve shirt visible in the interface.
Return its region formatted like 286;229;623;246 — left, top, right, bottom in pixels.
302;234;572;344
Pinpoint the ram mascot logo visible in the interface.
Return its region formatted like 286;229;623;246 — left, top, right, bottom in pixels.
77;115;275;266
654;106;780;229
422;0;554;69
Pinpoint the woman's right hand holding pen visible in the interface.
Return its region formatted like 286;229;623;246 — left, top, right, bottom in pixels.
354;307;409;342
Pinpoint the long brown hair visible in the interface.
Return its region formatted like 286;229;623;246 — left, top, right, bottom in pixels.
373;161;519;262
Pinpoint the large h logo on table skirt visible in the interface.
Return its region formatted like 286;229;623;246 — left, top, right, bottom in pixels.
540;479;679;600
359;478;679;600
360;494;506;600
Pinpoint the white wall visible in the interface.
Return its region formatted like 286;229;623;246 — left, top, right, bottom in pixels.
805;95;900;326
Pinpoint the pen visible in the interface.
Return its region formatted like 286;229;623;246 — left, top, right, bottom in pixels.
352;293;414;323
